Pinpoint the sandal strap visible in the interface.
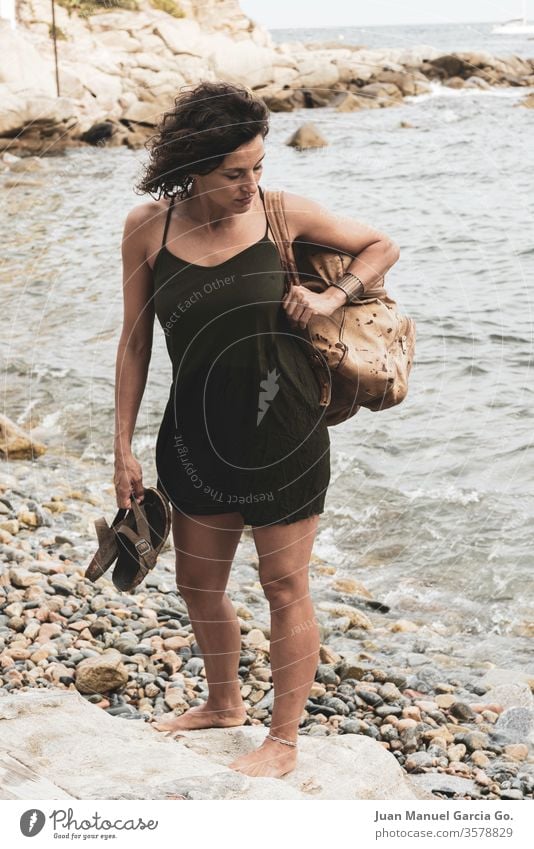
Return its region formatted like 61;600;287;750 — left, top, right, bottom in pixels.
114;520;158;571
87;507;129;579
94;507;127;548
130;497;152;543
94;516;113;549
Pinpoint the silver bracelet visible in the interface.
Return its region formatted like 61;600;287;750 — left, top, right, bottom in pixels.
266;732;297;748
331;271;366;302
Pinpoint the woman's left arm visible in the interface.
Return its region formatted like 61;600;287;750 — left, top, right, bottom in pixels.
281;191;401;328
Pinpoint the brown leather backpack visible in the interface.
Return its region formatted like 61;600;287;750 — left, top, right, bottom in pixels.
263;189;416;427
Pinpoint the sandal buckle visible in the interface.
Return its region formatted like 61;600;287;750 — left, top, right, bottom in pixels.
135;538;151;556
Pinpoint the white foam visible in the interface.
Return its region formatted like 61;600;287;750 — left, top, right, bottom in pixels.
39;409;62;429
406;80;533;104
400;485;480;504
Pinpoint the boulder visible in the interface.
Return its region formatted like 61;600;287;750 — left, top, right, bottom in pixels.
479;668;534;703
0;22;56;96
357;82;404;106
396;46;442;65
272;64;300;87
464;76;491;90
317;602;373;629
97;29;141;53
291;55;340;89
80;121;116;146
0;413;47;460
372;70;422;96
122;98;175;126
332;92;367;112
286;122;329;150
257;86;306;112
483;681;534;711
444;76;465;89
501;54;533;77
0;90;79;155
429;52;493;79
494;707;534;744
179;0;272;47
62;63;122;109
410;773;478;797
301;88;336;108
154;18;205;56
336;61;376;84
74;649;129;694
209;40;277;89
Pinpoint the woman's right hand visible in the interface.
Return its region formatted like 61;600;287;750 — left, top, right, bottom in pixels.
114;451;144;509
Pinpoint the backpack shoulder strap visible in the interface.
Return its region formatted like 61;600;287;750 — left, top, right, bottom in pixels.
263;189;299;292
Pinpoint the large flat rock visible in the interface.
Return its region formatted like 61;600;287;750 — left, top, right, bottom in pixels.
0;690;429;800
0;752;75;800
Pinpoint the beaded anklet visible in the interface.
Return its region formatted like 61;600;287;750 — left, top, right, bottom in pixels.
266;732;297;748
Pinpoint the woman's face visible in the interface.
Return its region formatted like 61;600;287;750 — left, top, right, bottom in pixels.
193;133;266;212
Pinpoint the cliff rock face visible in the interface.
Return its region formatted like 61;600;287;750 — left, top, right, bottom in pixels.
178;0;273;45
0;0;279;151
1;1;533;155
15;0;272;45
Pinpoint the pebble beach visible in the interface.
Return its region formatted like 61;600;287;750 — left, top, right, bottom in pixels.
1;463;533;800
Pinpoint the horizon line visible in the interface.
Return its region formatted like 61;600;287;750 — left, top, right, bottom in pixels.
267;20;521;30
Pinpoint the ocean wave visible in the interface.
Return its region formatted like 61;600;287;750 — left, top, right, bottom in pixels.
399;485;481;504
406;82;532;104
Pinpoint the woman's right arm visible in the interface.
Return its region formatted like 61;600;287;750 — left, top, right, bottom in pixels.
113;204;155;509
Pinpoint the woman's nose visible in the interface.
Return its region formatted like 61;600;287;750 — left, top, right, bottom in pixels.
240;175;257;192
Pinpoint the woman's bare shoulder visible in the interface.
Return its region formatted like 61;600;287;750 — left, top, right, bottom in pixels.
123;198;166;236
121;199;169;265
276;190;328;242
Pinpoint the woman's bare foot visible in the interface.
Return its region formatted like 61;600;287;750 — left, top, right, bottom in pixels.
151;701;247;736
228;736;298;778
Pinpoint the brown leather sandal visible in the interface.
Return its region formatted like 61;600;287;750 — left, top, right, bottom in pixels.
111;487;171;592
85;507;130;583
84;487;171;591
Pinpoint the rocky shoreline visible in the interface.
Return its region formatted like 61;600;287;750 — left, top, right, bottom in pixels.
1;0;534;157
1;470;533;800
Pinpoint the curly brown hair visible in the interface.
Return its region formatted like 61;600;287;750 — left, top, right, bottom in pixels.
135;80;270;201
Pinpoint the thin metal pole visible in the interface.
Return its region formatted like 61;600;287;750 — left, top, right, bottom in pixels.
50;0;60;97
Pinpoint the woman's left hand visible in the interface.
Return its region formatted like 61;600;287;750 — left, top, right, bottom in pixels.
282;284;348;330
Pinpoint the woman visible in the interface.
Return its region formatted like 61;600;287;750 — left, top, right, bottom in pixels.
114;80;400;779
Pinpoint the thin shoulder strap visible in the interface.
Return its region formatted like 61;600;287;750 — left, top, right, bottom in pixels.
262;188;299;293
161;195;176;248
258;184;271;239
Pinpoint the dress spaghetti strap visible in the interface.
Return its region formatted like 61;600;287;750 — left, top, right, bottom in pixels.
258;184;271;240
161;195;176;249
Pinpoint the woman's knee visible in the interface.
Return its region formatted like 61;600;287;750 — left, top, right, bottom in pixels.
259;561;310;609
175;559;228;610
177;581;226;611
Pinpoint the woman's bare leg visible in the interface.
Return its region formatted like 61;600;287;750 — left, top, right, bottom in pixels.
152;508;246;734
228;514;320;777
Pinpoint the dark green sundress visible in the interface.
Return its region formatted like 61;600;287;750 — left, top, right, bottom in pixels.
153;184;330;527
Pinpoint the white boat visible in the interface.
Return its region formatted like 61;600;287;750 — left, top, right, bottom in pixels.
492;1;534;33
